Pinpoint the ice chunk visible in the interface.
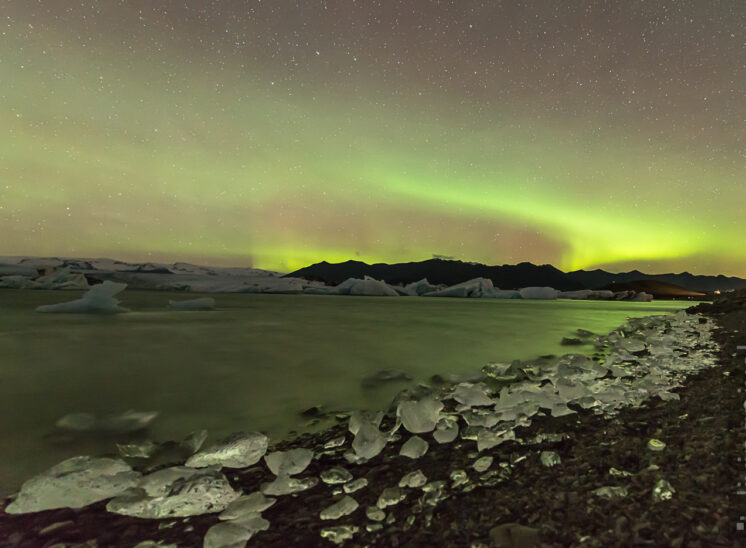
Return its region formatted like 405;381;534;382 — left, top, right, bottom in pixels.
402;278;440;296
184;430;209;454
433;416;459;444
320;525;359;544
397;398;444;433
473;456;493;472
518;286;559;300
348;410;384;435
343;478;367;493
652;479;675;502
320;467;353;485
377;487;406;508
219;492;275;520
260;475;318;496
399;470;427;488
136;466;208;497
399;436;428;459
477;428;515;451
57;410;158;433
592;486;629;499
540;451;561;467
452;383;495;407
647;439;666;452
264;448;313;476
186;432;268;469
231;513;270;534
324;436;347;449
168;297;215;311
107;468;239;518
5;456;140;514
320;495;359;520
366;506;386;521
203;522;252;548
36;281;129;314
117;440;159;459
352;421;388;459
450;469;469;488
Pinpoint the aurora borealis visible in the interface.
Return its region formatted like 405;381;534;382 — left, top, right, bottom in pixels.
1;1;743;275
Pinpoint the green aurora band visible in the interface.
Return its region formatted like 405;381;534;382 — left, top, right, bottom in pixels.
1;2;743;275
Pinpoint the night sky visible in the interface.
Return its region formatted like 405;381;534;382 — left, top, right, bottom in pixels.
1;1;743;275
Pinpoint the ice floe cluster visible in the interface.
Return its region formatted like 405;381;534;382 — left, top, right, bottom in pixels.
4;257;653;301
297;275;653;301
3;310;716;546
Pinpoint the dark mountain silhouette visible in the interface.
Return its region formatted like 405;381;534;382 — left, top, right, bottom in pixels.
286;259;583;290
286;259;746;293
566;268;746;293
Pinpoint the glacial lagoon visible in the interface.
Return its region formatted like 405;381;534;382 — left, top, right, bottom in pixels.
0;290;691;494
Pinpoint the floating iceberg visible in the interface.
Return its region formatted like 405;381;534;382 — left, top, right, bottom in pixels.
402;278;441;296
518;286;559;300
56;410;158;433
6;456;140;514
33;267;90;290
35;281;129;313
334;276;399;297
168;297;216;311
424;277;494;298
484;288;522;299
0;275;35;289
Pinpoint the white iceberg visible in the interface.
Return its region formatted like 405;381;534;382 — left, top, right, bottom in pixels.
33;267;90;290
334;276;399;297
0;275;34;289
402;278;441;296
484;288;522;299
56;410;157;433
424;277;494;298
518;286;559;300
35;281;129;313
168;297;216;311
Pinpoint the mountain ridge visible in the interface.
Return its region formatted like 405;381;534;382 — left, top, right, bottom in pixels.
286;259;746;293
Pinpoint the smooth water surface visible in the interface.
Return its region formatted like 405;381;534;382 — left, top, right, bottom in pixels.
0;290;691;493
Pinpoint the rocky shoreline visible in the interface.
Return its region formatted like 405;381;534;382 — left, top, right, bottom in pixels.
1;299;743;547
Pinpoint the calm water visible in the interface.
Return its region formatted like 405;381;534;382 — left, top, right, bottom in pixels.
0;289;691;494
